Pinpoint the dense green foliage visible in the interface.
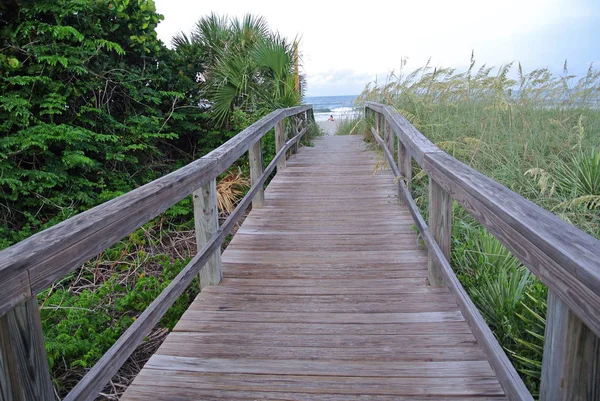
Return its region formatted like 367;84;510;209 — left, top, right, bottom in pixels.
0;0;208;247
40;221;197;392
354;56;600;395
1;2;306;397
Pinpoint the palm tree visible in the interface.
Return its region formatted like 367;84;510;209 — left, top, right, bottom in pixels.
172;13;302;127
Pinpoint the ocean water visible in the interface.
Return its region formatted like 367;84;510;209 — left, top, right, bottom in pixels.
304;95;360;122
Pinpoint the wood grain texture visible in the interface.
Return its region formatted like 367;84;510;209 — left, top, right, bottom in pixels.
428;178;451;286
0;105;310;316
370;126;532;401
248;139;264;207
369;102;600;399
123;387;506;401
0;157;217;316
398;136;412;197
64;109;311;401
275;119;286;171
205;105;310;172
0;298;53;401
385;119;394;155
194;179;222;290
425;151;600;338
122;135;505;401
291;115;301;154
540;291;600;401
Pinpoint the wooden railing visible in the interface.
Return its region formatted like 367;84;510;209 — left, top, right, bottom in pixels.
365;102;600;401
0;105;313;401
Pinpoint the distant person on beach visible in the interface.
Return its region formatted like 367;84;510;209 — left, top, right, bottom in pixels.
328;115;334;121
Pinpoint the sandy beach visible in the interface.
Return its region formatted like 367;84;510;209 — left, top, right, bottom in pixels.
317;120;339;135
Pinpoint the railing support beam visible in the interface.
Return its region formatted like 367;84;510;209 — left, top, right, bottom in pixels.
249;139;265;208
384;119;394;155
291;116;300;154
398;136;412;200
0;298;54;401
275;119;286;171
428;178;451;287
540;291;600;401
193;179;222;290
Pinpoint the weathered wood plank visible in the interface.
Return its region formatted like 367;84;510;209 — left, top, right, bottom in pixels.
248;139;264;208
205;105;310;172
540;291;600;401
0;157;218;316
65;109;311;401
121;135;506;401
398;135;412;195
0;105;309;316
157;342;488;362
0;298;53;401
146;355;495;377
370;127;532;401
0;272;30;321
172;320;471;335
197;283;445;296
129;370;506;397
123;386;506;401
173;309;464;324
385;119;394;155
162;332;477;349
275;119;286;171
291;116;300;154
425;151;600;338
194;179;222;290
428;178;451;286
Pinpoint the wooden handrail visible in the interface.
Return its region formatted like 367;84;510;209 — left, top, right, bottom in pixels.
365;102;600;401
370;126;532;401
0;104;312;401
365;101;600;337
0;104;311;316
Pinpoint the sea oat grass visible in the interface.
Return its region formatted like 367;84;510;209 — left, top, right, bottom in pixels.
356;56;600;395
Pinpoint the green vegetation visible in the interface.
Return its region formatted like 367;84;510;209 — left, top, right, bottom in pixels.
1;1;308;397
352;55;600;395
336;116;369;136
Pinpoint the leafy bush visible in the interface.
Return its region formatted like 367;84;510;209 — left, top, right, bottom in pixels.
40;221;198;395
0;0;203;246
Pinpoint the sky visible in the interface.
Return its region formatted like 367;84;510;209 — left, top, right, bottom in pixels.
154;0;600;97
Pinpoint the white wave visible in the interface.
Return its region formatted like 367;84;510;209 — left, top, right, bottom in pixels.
314;108;361;122
331;106;355;113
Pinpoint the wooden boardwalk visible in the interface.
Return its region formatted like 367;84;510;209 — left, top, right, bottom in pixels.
122;135;505;400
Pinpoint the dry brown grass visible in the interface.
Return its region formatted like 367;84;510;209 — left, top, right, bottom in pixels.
216;167;250;216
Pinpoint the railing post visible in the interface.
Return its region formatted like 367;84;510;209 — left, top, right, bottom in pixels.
0;298;54;401
428;178;451;287
275;119;286;171
540;292;600;401
249;139;264;208
398;137;412;197
193;179;222;290
291;115;299;154
384;119;394;156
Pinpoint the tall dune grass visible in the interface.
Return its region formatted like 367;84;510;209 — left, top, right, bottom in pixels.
353;56;600;396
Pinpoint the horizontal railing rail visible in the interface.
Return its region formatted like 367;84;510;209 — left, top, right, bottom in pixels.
0;104;313;401
365;101;600;401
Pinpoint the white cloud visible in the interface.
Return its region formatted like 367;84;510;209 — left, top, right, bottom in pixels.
154;0;599;96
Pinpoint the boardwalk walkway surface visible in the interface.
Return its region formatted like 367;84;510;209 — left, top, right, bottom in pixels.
121;135;505;400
